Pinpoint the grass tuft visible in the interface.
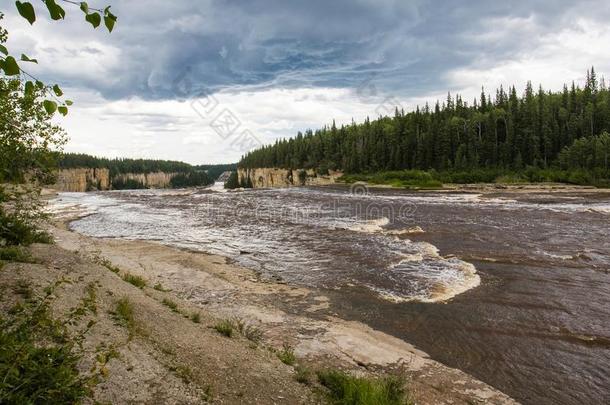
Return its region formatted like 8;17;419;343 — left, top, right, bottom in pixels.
214;319;234;337
190;312;201;323
112;297;136;337
174;365;194;384
233;318;263;344
92;254;121;273
295;365;312;385
317;370;409;405
153;282;170;292
277;343;296;366
122;273;146;289
162;298;179;312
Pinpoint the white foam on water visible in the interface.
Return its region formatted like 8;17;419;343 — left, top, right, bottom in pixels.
540;251;574;260
385;226;425;235
347;217;390;233
346;218;425;236
371;239;481;303
208;181;228;193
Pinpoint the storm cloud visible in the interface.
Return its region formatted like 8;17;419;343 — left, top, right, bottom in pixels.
3;0;609;162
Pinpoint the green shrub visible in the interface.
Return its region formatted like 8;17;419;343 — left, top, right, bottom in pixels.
0;208;53;246
339;170;442;189
190;312;201;323
317;370;408;405
0;297;87;403
0;246;34;263
122;273;146;289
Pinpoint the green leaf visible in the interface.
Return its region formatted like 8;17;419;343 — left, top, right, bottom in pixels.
85;12;101;28
0;45;7;55
15;1;36;25
45;0;65;20
65;100;74;106
52;84;63;97
24;80;34;96
43;100;57;115
79;2;89;14
104;12;117;33
35;80;44;89
2;56;21;76
20;54;38;64
58;106;68;116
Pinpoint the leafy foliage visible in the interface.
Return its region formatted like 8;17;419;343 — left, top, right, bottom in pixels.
0;245;34;263
0;292;88;403
240;68;610;186
0;76;66;184
0;205;53;247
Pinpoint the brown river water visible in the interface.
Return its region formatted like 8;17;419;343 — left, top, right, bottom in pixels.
50;184;610;404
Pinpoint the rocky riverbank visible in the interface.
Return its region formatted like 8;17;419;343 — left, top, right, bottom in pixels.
0;205;519;404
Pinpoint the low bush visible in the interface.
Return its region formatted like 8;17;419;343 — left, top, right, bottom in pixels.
0;292;87;403
0;208;53;247
0;246;35;263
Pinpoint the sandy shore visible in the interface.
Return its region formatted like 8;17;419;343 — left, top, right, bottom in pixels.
5;212;514;404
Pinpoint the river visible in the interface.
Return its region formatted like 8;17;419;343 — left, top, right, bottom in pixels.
49;183;610;404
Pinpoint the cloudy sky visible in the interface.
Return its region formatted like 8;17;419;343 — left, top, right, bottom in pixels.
3;0;610;163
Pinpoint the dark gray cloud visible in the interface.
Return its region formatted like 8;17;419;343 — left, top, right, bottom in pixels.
12;0;610;100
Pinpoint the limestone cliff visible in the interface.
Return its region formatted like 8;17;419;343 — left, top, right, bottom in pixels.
53;168;111;192
52;169;182;192
238;168;343;188
112;172;178;189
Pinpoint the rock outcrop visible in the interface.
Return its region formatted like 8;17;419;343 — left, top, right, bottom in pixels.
238;168;343;189
53;168;111;192
52;169;182;192
112;172;178;189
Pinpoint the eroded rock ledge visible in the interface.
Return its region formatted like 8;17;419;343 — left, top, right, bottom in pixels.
238;167;343;188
